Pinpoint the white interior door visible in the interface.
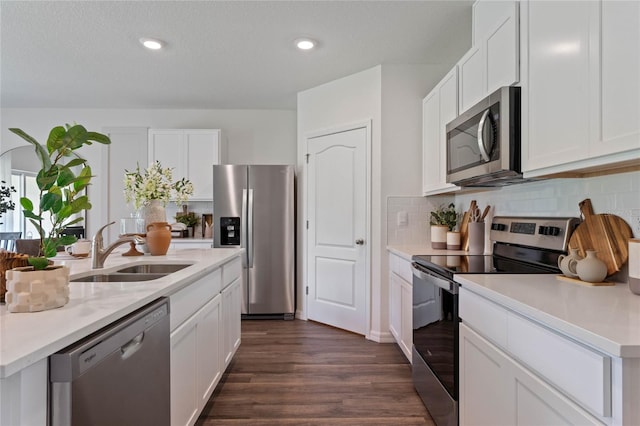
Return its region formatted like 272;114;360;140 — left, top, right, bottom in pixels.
306;126;368;336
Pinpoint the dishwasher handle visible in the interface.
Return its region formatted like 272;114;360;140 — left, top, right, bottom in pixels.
120;332;145;359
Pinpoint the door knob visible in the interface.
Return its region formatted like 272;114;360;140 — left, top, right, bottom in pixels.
355;239;364;245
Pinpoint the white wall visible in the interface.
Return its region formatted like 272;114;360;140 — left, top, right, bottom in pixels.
297;64;445;341
1;107;296;236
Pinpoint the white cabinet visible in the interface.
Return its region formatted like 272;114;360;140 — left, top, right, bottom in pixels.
459;1;519;113
460;323;603;426
170;294;222;426
170;239;213;250
521;0;640;176
148;129;222;200
422;67;460;196
0;359;48;426
221;277;242;368
388;252;413;362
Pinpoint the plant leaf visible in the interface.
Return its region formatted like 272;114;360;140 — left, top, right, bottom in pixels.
36;166;59;190
46;126;67;153
40;192;62;211
86;131;111;145
73;166;92;191
20;197;34;211
56;167;76;187
28;257;50;270
9;128;52;170
57;235;77;246
64;158;86;168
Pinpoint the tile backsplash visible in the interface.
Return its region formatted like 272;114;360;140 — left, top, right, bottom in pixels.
387;170;640;248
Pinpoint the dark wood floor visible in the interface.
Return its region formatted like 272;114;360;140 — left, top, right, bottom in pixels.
196;319;434;425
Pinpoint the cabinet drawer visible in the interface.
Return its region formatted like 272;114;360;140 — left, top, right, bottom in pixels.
222;257;242;289
390;253;412;283
459;287;508;349
170;269;222;331
507;312;611;417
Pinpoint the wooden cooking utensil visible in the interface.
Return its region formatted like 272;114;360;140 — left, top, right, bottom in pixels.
460;200;476;251
568;198;632;276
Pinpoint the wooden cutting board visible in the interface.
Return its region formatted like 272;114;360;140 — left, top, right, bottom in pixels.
459;200;476;251
568;198;633;276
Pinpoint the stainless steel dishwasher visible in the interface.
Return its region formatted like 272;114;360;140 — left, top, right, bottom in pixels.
49;297;170;426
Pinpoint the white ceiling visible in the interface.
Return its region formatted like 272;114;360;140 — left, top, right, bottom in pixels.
1;1;472;110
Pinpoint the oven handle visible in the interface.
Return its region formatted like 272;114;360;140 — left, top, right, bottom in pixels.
411;263;458;294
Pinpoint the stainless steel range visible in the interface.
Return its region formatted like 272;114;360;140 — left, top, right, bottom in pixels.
411;216;580;426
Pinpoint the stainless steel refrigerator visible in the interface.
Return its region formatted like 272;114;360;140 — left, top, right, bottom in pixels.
213;165;295;319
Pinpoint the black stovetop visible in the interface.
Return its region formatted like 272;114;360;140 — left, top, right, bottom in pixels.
412;243;562;281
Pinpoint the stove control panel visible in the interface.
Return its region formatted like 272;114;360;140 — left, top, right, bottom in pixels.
490;216;581;251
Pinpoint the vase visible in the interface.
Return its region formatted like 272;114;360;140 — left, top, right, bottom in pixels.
5;265;70;313
557;248;582;278
446;231;461;250
141;200;167;228
431;225;448;249
146;222;172;256
569;250;608;283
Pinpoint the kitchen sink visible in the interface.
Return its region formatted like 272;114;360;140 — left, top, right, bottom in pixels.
115;263;192;274
71;273;169;283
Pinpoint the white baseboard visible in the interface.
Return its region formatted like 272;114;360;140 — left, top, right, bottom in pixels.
295;309;307;320
367;329;395;343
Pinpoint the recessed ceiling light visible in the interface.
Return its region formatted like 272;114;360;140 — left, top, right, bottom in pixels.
295;38;316;51
139;37;165;50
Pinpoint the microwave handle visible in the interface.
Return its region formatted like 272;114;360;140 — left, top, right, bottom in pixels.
477;109;492;162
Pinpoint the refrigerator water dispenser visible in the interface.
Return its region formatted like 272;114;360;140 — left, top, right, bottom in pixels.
220;217;241;245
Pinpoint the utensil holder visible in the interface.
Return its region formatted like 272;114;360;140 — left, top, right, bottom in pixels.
468;222;485;254
630;239;640;295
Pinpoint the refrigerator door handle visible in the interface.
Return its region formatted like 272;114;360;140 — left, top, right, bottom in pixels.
247;188;254;268
241;189;247;253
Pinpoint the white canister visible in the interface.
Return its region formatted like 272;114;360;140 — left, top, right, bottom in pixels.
629;239;640;295
468;222;485;255
446;231;461;250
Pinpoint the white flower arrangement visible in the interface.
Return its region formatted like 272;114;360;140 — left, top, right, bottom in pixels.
124;161;194;209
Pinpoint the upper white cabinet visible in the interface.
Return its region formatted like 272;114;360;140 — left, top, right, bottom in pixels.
521;0;640;176
422;67;461;196
148;129;222;200
459;1;519;113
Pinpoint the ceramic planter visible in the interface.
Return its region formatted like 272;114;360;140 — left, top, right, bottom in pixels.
431;225;448;249
5;265;70;313
446;231;461;250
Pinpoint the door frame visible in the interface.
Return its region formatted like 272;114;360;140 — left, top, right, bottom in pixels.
301;120;372;339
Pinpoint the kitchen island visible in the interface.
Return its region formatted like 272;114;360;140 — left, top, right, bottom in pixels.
0;247;243;426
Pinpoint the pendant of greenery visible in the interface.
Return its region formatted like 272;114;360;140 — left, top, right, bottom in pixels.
9;124;111;269
430;203;459;231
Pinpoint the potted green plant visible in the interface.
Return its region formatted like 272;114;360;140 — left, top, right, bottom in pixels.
175;212;200;238
3;124;110;313
430;203;459;249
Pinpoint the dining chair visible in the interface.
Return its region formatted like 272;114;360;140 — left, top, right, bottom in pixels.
15;239;41;256
0;232;22;252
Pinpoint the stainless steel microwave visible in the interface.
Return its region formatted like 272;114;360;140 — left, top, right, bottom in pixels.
446;86;523;187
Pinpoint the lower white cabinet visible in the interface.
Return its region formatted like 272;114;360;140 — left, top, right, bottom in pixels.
170;257;242;426
170;240;213;250
170;294;222;426
460;323;601;426
388;252;413;362
221;277;242;368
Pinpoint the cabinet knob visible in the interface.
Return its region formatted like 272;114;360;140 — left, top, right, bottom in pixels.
355;239;365;245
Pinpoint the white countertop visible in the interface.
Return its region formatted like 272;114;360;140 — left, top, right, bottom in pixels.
456;274;640;358
171;237;212;243
0;247;243;378
386;244;470;261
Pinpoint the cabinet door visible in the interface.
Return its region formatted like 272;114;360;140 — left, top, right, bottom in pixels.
458;45;485;113
484;1;519;94
399;276;413;363
389;272;402;342
422;89;440;195
149;129;186;179
221;277;242;368
186;130;220;200
438;68;459;192
523;1;594;171
197;294;222;408
170;311;199;426
593;1;640;157
459;323;512;426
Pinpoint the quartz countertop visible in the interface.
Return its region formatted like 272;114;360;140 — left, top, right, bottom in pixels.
0;247;243;378
456;274;640;358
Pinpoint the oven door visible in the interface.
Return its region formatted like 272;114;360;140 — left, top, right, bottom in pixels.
412;262;458;426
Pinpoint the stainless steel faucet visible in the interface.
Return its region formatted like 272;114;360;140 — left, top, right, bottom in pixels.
92;222;145;269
